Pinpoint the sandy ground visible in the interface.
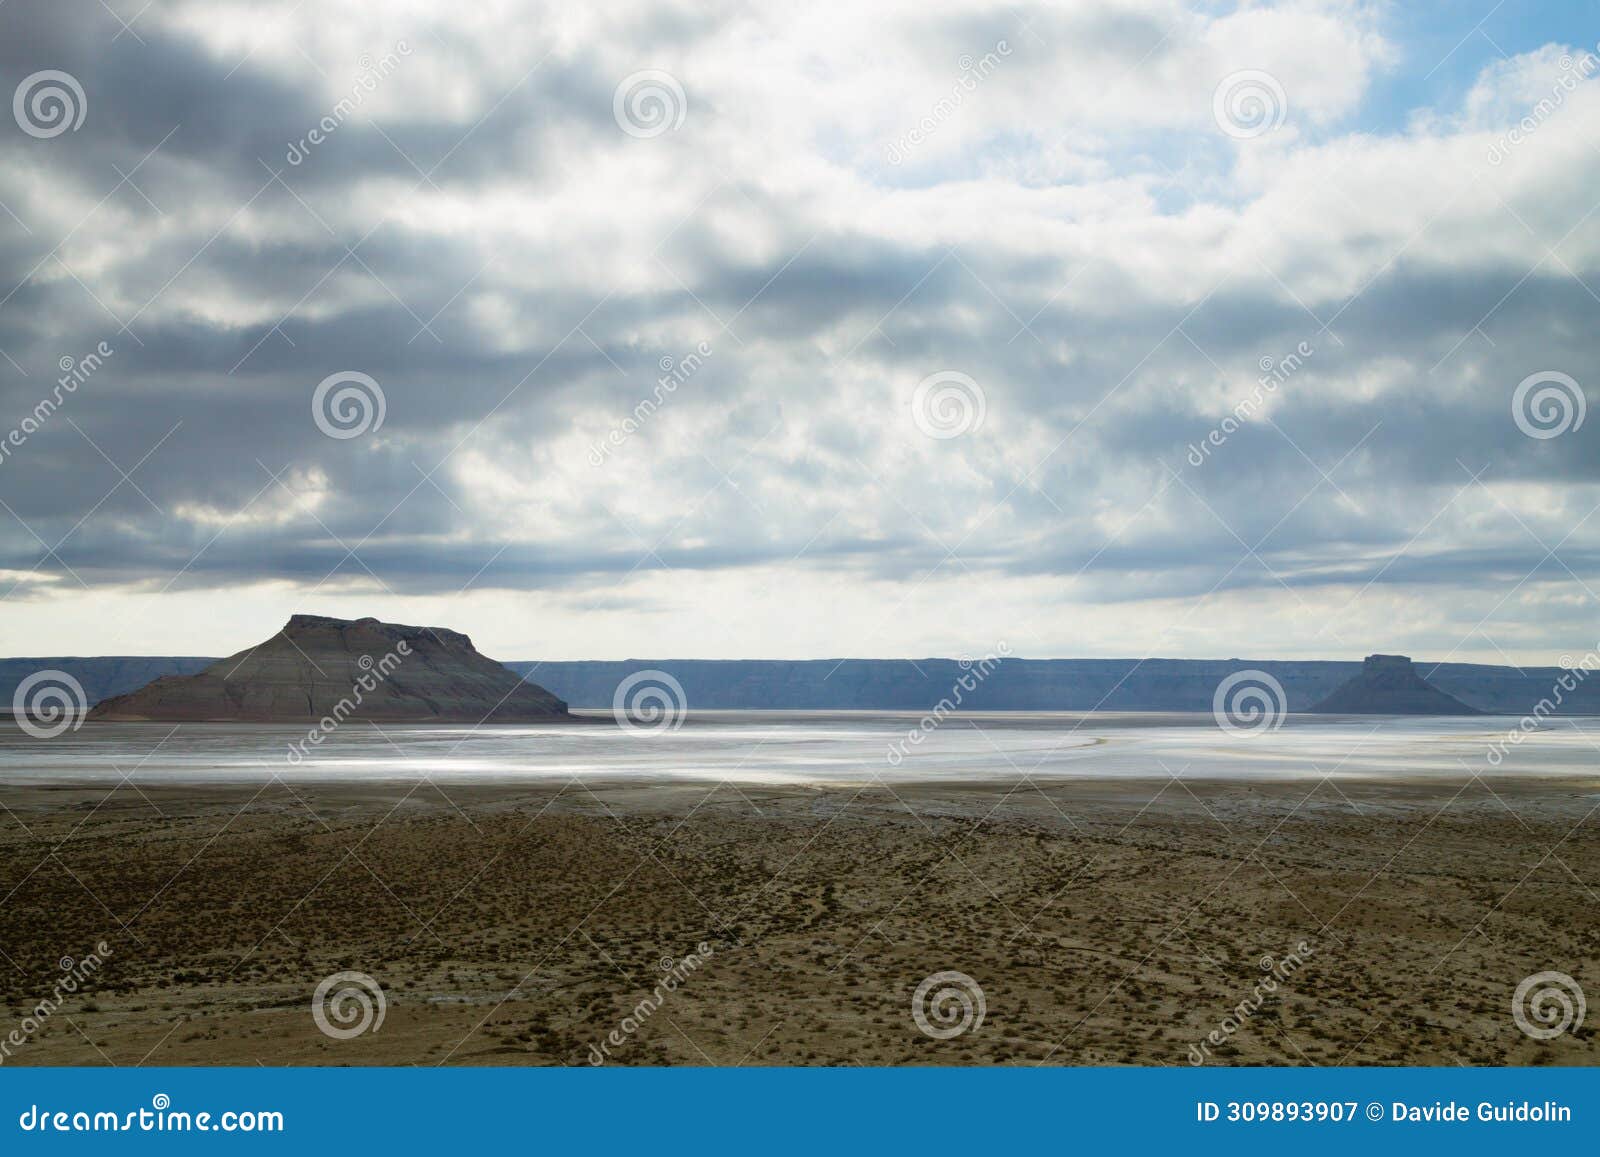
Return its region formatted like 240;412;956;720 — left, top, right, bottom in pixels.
1;775;1597;1066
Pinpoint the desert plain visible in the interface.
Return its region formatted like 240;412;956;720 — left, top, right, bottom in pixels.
1;775;1596;1066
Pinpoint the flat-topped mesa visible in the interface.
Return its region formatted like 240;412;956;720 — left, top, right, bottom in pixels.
283;613;475;651
1307;653;1484;716
88;614;571;723
1362;653;1414;676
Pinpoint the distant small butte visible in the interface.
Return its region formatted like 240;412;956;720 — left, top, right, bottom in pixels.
88;614;574;723
1306;654;1483;716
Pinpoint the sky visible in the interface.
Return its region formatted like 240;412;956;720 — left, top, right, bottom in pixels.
0;0;1598;663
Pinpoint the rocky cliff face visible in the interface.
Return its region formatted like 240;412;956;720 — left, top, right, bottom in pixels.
0;656;213;709
1307;654;1484;715
13;652;1593;718
88;615;570;723
510;656;1567;713
505;658;1363;712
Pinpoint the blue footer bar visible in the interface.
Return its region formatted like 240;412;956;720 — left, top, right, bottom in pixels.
2;1067;1594;1152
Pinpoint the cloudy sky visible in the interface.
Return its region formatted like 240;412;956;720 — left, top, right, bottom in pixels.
0;0;1596;663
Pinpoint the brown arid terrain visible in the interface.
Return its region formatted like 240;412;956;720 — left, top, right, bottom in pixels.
1;776;1596;1067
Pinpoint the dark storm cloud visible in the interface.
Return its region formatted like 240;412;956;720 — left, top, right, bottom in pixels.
0;0;1596;657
